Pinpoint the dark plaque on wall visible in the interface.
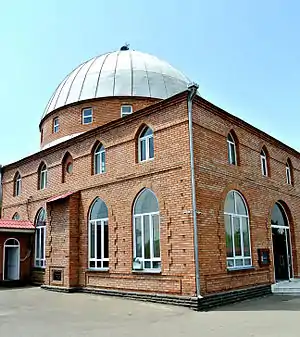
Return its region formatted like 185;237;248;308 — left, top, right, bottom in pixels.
53;270;62;281
258;248;270;267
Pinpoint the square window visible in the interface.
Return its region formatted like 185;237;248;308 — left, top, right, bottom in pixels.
82;108;93;124
121;105;133;117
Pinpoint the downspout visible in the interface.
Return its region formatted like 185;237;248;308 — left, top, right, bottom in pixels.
187;83;201;298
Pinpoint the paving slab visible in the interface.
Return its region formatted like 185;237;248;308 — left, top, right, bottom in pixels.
0;287;299;337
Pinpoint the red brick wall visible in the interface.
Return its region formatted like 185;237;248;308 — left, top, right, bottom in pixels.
193;99;300;295
40;97;159;148
4;91;300;297
2;96;197;296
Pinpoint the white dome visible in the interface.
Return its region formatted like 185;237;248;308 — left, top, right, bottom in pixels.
43;49;190;118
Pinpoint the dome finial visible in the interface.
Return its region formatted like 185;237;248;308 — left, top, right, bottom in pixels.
120;43;130;51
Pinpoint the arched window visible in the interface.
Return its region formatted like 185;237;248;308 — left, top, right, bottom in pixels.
133;189;160;270
224;190;251;269
12;212;20;220
38;163;47;190
13;172;22;196
35;208;46;268
93;143;106;174
227;132;237;165
62;152;73;183
88;198;109;269
4;238;19;246
139;127;154;162
4;238;20;280
286;159;293;185
260;149;268;177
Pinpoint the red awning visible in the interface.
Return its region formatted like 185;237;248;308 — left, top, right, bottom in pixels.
47;191;75;203
0;220;35;233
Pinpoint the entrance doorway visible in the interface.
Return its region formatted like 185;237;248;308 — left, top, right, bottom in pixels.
271;203;292;281
3;238;20;281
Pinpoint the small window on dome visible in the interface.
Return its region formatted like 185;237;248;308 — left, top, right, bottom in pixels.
82;108;93;125
53;117;59;133
121;105;133;117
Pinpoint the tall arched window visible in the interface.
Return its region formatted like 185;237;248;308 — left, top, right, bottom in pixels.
224;190;251;269
88;198;109;269
93;143;106;174
62;152;73;183
35;208;46;268
13;172;22;196
38;163;47;190
133;189;160;270
139;127;154;162
286;159;293;185
260;148;268;177
12;212;20;220
227;132;237;165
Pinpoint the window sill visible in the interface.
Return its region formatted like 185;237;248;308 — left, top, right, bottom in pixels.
139;158;154;164
227;266;255;272
132;269;161;275
86;268;109;273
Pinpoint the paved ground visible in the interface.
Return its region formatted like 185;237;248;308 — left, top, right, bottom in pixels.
0;287;300;337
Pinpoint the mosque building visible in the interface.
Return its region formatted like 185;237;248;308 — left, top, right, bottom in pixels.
0;45;298;309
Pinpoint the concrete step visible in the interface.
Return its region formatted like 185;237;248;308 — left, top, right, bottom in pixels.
272;281;300;295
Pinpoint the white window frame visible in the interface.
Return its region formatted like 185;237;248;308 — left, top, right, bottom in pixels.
88;218;109;270
224;191;252;269
35;210;46;269
139;128;154;162
133;211;161;271
82;108;93;125
3;238;20;281
39;164;47;190
94;144;106;174
286;163;292;185
53;117;59;133
14;173;22;196
121;105;133;117
260;150;268;177
227;133;237;165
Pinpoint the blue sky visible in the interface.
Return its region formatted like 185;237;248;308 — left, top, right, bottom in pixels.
0;0;299;165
